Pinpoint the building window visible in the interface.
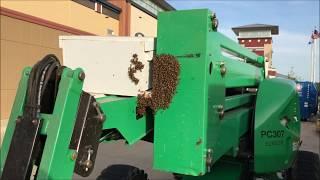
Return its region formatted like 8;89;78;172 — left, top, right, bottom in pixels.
72;0;120;20
238;30;272;38
95;2;102;13
132;0;164;15
107;29;114;36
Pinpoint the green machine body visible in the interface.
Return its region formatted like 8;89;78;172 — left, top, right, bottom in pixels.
0;9;302;180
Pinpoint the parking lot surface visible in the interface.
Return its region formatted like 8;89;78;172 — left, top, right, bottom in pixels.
74;121;319;180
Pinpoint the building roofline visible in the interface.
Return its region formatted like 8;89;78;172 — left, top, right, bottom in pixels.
0;7;95;35
151;0;175;11
96;0;121;14
232;24;279;36
130;0;175;19
131;1;157;19
72;0;120;19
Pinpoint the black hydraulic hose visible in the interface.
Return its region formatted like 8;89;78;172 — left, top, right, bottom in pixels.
37;64;51;116
41;63;59;96
24;54;60;119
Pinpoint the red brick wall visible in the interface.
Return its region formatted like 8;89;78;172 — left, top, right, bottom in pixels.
238;37;272;56
253;50;264;56
238;38;272;47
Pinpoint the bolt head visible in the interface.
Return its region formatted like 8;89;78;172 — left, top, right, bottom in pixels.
16;117;22;124
32;119;38;125
211;13;219;29
97;114;105;122
92;102;98;107
83;160;93;169
206;157;213;165
220;67;226;75
219;110;224;119
220;63;226;76
211;13;216;18
78;72;85;81
206;148;213;168
71;152;78;160
217;105;224;119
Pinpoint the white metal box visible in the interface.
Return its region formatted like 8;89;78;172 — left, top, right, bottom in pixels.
59;36;154;96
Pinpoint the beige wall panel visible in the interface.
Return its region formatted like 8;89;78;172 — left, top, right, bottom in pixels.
7;90;16;117
0;90;7;120
264;43;273;65
29;46;63;65
1;1;70;24
24;21;43;46
5;40;30;90
1;40;8;90
40;28;63;48
1;15;25;43
1;90;16;120
1;0;119;36
0;15;70;120
0;89;15;120
1;15;61;48
130;6;157;37
0;89;15;144
5;42;64;91
0;15;7;40
1;118;8;144
1;15;42;46
67;2;119;36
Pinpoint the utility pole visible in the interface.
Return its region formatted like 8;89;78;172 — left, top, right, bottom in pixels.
310;40;314;82
310;28;319;83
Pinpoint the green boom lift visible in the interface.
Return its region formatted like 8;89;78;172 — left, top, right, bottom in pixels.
1;9;319;180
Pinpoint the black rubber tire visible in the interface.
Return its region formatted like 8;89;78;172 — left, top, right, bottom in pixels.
97;164;149;180
289;151;320;180
173;173;183;180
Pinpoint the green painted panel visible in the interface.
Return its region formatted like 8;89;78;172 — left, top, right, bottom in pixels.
154;9;262;176
222;56;264;88
98;96;153;145
216;32;259;64
0;68;30;175
1;67;84;179
209;108;252;160
1;9;278;179
154;9;210;176
254;78;300;173
225;94;255;111
209;31;264;89
182;158;245;180
37;68;84;179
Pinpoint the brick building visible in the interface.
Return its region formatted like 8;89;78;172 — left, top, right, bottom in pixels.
232;24;279;77
0;0;174;140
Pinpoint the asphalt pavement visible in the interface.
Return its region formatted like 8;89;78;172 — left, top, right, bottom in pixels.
300;120;320;154
74;120;320;180
73;141;173;180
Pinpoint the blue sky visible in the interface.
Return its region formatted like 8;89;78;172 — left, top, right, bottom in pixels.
167;0;320;81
